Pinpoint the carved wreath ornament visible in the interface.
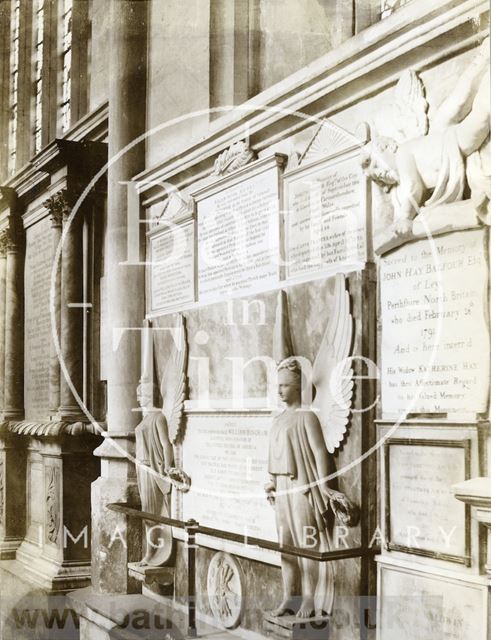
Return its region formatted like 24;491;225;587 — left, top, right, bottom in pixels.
207;552;244;629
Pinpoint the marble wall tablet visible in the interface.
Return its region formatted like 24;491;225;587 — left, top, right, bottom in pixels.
283;147;367;280
193;155;286;305
378;563;488;640
181;410;278;563
385;439;470;563
24;216;53;419
380;228;490;415
148;220;195;314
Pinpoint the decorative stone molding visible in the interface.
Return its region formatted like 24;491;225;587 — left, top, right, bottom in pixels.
45;465;60;544
155;190;194;225
7;420;99;437
213;140;256;176
299;120;360;166
453;477;491;576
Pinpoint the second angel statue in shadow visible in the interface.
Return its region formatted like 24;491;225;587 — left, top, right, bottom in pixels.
265;274;359;619
135;315;190;567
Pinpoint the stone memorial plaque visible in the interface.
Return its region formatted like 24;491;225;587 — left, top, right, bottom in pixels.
24;217;52;419
148;220;195;313
380;228;489;414
379;564;487;640
194;156;284;305
181;411;278;562
283;147;367;280
385;439;470;562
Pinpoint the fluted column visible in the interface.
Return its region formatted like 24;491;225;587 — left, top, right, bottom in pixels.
91;0;148;594
3;221;24;420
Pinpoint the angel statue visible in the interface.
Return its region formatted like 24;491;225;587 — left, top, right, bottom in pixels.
360;36;490;239
135;315;190;567
265;276;359;619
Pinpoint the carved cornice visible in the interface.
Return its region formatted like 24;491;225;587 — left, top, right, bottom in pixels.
213;141;256;176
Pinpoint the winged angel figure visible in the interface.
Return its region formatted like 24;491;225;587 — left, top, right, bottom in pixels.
360;36;490;239
265;274;359;619
135;315;190;567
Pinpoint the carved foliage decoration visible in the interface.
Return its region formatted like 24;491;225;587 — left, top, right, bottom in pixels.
45;465;60;544
207;552;244;629
213;141;256;176
0;230;9;258
43;189;71;227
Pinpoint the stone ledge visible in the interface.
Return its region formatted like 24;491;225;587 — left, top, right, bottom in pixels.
264;612;330;640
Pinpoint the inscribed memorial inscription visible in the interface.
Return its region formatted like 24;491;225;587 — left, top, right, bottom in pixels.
149;221;195;313
284;149;366;279
24;217;52;419
195;159;282;304
386;440;469;560
182;412;276;544
380;229;489;414
379;566;486;640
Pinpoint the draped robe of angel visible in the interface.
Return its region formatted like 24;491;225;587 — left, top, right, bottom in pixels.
135;408;174;566
267;275;355;619
268;399;335;617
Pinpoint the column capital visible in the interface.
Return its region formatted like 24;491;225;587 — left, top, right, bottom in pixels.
0;230;9;258
0;218;23;254
43;189;75;228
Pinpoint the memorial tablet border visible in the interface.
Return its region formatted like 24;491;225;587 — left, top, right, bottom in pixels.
384;437;471;566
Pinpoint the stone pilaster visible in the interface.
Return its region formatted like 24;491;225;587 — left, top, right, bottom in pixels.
91;0;148;595
3;218;24;420
54;190;85;420
42;193;64;416
0;232;8;415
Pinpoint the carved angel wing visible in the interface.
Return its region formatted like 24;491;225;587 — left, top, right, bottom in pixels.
160;315;188;444
312;274;353;453
374;69;428;143
273;289;293;363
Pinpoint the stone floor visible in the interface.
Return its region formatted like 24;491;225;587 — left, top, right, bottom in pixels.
0;560;79;640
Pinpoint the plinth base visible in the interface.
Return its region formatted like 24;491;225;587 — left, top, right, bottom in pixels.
264;613;330;640
128;562;174;596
